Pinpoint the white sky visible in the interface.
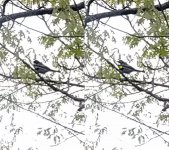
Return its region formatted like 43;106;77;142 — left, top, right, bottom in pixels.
0;0;169;150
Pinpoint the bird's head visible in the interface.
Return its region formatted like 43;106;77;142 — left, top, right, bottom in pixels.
34;60;40;64
118;60;125;64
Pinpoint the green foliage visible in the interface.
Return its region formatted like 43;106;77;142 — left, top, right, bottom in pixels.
142;37;168;58
124;35;141;49
143;47;168;58
12;64;36;80
74;113;86;123
39;36;56;48
157;114;169;124
52;0;84;36
57;37;85;58
104;0;155;7
0;48;8;62
2;0;169;149
26;85;42;100
2;28;20;48
97;65;120;80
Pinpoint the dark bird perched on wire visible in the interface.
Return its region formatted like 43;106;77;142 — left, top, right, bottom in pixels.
33;60;60;74
117;60;144;74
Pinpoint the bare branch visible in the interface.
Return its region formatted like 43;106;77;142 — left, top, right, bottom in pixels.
89;96;169;136
3;95;84;135
0;43;85;102
86;45;169;102
0;2;85;27
0;72;85;88
2;0;10;16
85;1;169;23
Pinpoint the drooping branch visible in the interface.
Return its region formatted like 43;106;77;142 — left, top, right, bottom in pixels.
2;0;10;16
85;1;169;23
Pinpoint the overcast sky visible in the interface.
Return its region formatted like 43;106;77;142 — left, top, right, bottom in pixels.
1;0;169;150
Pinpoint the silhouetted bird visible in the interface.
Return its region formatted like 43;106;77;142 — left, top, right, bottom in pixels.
118;60;144;74
33;60;60;74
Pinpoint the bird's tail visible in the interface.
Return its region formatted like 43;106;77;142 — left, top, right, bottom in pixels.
50;69;61;73
135;69;145;73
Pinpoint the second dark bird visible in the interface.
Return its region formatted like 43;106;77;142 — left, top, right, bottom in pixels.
117;60;144;74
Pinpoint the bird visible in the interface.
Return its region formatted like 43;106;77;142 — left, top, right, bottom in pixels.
117;60;144;74
33;60;60;74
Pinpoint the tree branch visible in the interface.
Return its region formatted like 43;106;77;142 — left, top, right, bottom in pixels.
0;43;85;102
3;95;84;135
86;45;169;102
84;73;169;89
0;2;85;27
0;72;85;88
85;1;169;23
2;0;10;16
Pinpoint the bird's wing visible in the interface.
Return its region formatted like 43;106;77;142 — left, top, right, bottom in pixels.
34;62;60;73
120;64;135;70
123;64;144;72
34;63;50;70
